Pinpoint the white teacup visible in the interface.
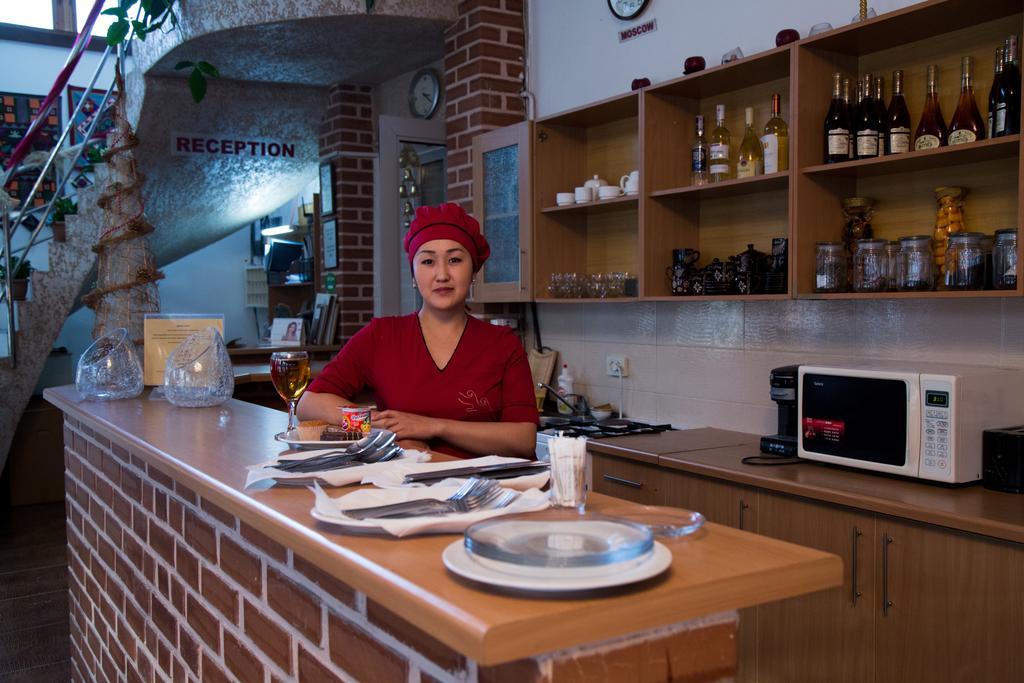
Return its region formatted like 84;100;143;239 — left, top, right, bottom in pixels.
598;186;623;200
575;186;593;203
556;192;575;206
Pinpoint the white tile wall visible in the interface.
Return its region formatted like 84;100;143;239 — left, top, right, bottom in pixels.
533;299;1024;434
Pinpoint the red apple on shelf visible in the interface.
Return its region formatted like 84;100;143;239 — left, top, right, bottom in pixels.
683;56;705;75
776;28;800;46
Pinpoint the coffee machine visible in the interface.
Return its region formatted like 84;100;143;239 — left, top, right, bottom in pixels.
760;365;799;456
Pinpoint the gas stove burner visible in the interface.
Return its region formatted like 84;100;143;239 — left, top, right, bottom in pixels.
541;420;675;439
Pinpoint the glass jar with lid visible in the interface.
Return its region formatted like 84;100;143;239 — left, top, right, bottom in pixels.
944;231;985;290
884;241;900;291
897;235;934;291
993;228;1018;290
852;238;887;292
815;241;847;293
933;186;967;278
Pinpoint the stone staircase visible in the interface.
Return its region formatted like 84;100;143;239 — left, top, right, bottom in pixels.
0;168;107;473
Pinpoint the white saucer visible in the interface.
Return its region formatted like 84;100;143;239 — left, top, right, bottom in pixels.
274;427;383;448
442;540;672;592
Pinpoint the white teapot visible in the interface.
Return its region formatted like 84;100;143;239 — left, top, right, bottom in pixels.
583;175;608;191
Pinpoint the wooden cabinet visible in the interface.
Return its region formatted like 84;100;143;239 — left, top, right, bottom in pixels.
756;492;876;683
793;1;1024;299
532;93;641;301
874;517;1024;683
471;122;533;302
594;455;1024;682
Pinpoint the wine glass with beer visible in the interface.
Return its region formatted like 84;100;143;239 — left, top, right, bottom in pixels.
270;351;311;433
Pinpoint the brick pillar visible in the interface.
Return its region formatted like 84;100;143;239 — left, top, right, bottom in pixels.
444;0;526;210
318;84;375;344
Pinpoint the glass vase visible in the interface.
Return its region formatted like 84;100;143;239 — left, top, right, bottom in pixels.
75;328;144;401
164;327;235;408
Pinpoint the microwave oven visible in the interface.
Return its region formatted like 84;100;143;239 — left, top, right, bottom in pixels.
798;363;1024;483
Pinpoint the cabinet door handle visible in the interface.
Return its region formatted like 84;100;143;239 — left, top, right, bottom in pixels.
882;534;894;616
738;499;750;530
519;249;527;292
602;474;643;489
851;526;863;606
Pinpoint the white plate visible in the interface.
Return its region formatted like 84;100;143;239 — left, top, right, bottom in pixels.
273;427;383;448
442;540;672;592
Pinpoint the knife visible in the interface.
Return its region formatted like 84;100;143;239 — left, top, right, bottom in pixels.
403;461;549;484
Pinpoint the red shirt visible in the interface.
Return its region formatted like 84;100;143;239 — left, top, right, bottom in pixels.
307;314;538;458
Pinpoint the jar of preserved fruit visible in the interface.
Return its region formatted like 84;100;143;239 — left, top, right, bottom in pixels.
841;197;875;259
897;235;934;291
993;228;1018;290
933;186;967;277
944;231;985;290
815;241;847;292
853;239;887;292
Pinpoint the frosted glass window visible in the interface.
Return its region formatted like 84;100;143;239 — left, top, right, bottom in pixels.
482;144;519;284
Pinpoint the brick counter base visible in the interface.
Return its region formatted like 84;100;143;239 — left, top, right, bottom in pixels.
62;415;738;683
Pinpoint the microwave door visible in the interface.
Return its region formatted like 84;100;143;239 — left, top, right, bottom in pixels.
800;372;917;475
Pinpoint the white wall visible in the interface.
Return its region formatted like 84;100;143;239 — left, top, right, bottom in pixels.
0;39;116;95
528;0;915;117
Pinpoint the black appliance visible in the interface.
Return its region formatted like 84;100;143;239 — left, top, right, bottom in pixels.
760;365;799;456
982;426;1024;493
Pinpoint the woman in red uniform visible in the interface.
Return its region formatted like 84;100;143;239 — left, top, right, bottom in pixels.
296;203;538;458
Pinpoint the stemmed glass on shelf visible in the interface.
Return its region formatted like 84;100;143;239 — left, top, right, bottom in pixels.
270;351;311;433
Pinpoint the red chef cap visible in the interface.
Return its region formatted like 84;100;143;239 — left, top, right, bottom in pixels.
403;203;490;273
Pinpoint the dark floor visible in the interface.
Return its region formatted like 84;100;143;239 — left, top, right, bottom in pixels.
0;502;71;682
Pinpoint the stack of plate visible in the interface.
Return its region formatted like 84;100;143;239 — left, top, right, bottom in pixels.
442;512;674;592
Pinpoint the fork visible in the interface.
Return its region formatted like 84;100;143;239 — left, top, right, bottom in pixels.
342;478;508;520
272;432;396;472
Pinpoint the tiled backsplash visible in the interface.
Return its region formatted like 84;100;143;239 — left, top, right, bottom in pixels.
533;299;1024;435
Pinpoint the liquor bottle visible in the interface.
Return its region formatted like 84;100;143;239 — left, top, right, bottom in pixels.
915;64;947;150
989;46;1005;138
843;78;853;158
691;115;709;185
709;104;732;182
737;107;764;178
855;73;880;158
824;72;850;163
873;75;889;155
948;56;986;145
998;35;1021;136
887;69;912;154
761;93;789;173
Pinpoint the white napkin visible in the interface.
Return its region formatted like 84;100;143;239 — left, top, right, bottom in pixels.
245;449;431;488
362;455;550;491
311;482;550;537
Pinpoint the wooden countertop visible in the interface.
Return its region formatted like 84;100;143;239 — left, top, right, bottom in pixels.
588;429;1024;545
232;360;328;384
44;386;840;665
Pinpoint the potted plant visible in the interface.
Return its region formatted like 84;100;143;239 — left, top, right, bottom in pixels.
85;144;107;169
51;197;76;243
0;259;32;301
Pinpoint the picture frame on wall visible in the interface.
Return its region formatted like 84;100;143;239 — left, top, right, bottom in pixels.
319;162;334;215
323;218;337;270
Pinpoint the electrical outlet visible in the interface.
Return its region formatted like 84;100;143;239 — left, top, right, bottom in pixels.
606;354;628;377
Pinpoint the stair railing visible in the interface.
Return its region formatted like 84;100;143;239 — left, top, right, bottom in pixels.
0;4;120;365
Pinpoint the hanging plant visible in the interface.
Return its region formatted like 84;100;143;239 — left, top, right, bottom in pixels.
103;0;220;103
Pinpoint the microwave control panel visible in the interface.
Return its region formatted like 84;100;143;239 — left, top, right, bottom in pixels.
920;377;954;480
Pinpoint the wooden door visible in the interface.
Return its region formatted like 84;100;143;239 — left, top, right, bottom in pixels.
875;518;1024;683
756;492;875;683
659;469;759;682
471;121;532;302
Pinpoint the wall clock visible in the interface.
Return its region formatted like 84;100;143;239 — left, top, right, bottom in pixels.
608;0;650;21
408;68;440;119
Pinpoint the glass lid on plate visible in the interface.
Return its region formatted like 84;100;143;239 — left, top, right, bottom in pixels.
601;505;706;538
464;511;654;568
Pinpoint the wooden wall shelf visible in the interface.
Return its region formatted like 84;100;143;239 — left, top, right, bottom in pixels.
521;0;1024;305
802;135;1021;177
650;171;789;200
